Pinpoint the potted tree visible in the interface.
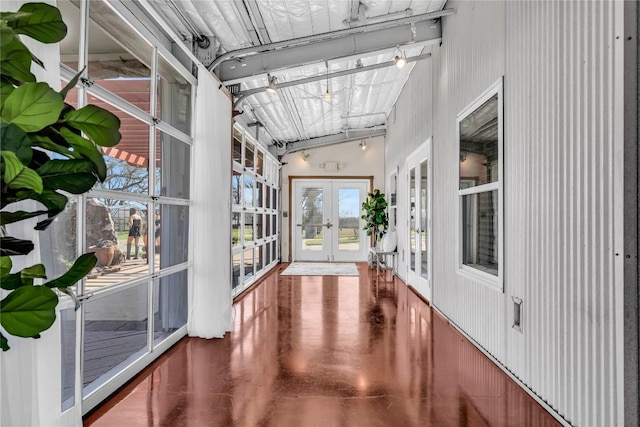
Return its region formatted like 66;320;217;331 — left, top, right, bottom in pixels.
361;189;389;248
0;2;121;351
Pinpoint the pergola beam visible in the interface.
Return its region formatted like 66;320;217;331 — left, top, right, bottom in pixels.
209;9;453;81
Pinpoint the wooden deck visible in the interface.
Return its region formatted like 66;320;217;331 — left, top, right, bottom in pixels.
85;256;159;292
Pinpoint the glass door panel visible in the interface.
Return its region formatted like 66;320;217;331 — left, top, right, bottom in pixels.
337;188;360;252
407;140;431;300
420;160;428;280
409;167;417;275
293;182;331;261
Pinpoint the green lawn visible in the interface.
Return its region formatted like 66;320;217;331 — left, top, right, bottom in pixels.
305;237;359;246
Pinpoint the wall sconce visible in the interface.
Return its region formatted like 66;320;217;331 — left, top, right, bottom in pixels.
301;151;309;162
359;140;367;150
394;46;407;68
265;74;277;93
459;152;467;163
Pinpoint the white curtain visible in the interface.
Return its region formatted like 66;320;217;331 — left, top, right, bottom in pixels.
0;1;81;426
188;64;233;337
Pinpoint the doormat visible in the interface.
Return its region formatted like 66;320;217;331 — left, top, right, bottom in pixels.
280;262;359;276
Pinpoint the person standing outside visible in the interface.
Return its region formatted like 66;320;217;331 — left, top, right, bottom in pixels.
127;207;142;259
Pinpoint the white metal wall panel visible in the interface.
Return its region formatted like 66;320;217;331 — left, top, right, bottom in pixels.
430;0;507;364
386;1;625;425
384;57;433;282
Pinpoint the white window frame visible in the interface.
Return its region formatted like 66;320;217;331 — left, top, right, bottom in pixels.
456;78;504;290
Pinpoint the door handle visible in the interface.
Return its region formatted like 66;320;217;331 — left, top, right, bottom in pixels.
325;220;333;229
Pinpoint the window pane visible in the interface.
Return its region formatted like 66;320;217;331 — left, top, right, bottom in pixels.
232;253;241;289
265;214;271;237
58;0;80;71
266;243;271;266
244;175;254;206
83;284;149;396
244;214;254;242
256;181;263;208
85;199;149;291
157;54;192;135
338;188;360;251
39;200;77;279
153;270;188;346
256;214;264;240
244;249;254;278
461;191;498;276
272;215;277;236
60;307;76;411
232;213;241;248
271;241;277;263
233;129;242;164
265;184;271;209
272;188;277;209
90;101;150;195
156;130;190;199
459;94;499;188
158;205;189;270
257;150;264;176
88;0;152;112
245;141;254;170
232;171;242;205
256;245;263;271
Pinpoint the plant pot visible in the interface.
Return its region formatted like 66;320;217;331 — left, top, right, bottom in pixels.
89;246;115;267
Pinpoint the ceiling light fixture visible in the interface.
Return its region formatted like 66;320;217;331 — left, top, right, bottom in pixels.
394;46;407;68
324;61;331;100
265;74;277;93
360;140;367;150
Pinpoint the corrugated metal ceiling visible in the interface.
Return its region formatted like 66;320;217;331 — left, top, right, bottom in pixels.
150;0;447;147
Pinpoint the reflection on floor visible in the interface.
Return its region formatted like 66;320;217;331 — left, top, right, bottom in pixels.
84;263;560;426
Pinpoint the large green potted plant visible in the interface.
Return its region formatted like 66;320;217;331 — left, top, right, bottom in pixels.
0;3;121;351
361;189;388;247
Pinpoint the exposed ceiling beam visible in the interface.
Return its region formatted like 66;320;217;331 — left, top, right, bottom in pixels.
217;19;440;82
244;0;271;44
207;8;454;74
282;129;386;155
233;52;432;108
233;1;262;46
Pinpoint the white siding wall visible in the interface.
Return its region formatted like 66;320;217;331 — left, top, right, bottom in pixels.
385;1;625;425
384;58;433;281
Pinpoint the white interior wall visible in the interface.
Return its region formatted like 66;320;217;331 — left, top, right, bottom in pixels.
385;1;626;425
280;136;385;261
384;58;433;282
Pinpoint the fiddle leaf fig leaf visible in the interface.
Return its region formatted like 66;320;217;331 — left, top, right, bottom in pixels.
45;253;96;289
0;332;9;351
64;105;121;147
0;210;48;226
0;264;46;289
0;79;15;110
0;273;23;290
0;256;11;277
59;68;84;99
0;285;58;338
0;236;34;256
1;150;43;193
0;37;34;83
0;122;32;165
8;3;67;43
37;159;98;193
20;263;46;280
2;82;63;132
0;25;14;47
59;128;106;180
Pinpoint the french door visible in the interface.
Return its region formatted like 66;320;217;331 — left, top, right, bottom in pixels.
292;179;369;262
407;141;431;299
